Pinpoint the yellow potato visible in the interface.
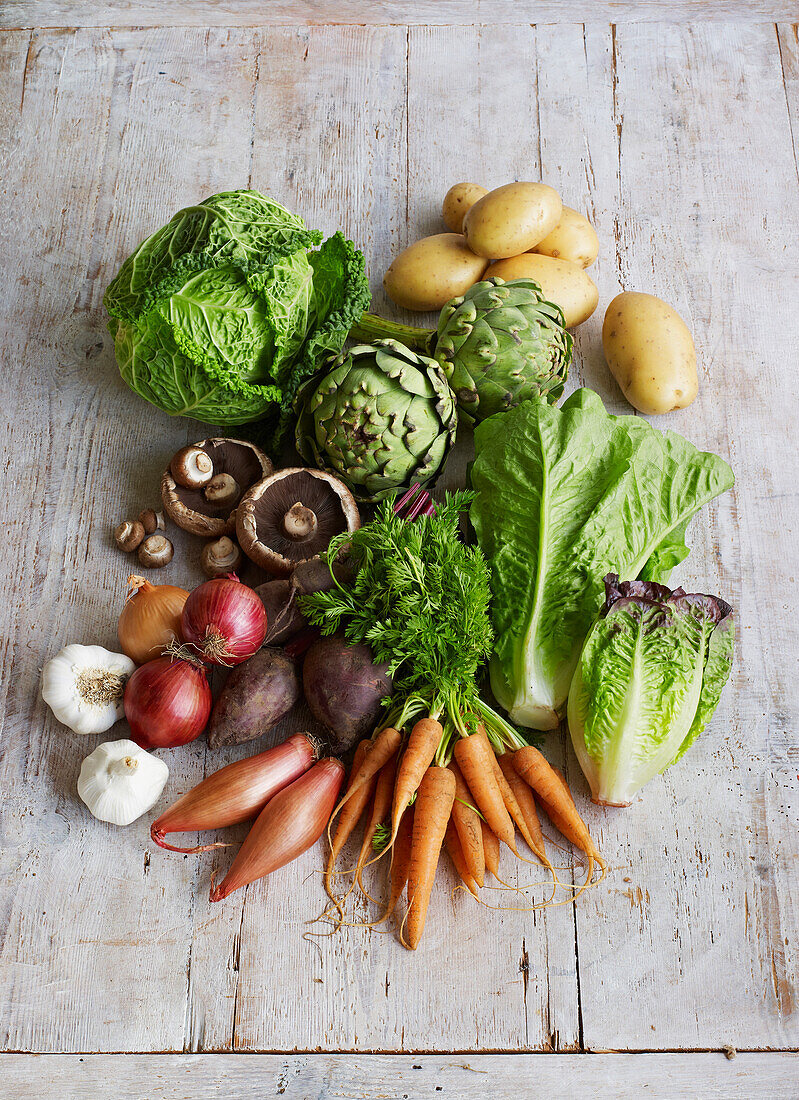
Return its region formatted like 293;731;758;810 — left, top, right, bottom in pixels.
532;206;599;268
442;182;488;234
463;182;562;259
602;292;698;415
383;233;488;311
485;254;598;328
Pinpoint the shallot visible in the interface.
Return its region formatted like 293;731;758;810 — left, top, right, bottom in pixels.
151;733;319;852
210;758;344;901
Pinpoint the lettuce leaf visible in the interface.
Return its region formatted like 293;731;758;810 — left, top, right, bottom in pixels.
567;576;734;804
470;390;734;730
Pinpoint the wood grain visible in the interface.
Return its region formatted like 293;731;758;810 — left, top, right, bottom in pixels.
571;21;799;1051
0;14;797;1061
3;1052;799;1098
2;2;798;31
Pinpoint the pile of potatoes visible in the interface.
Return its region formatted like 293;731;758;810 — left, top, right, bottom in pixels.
383;181;698;416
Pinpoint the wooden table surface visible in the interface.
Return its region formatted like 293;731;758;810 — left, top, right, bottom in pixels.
1;2;797;1097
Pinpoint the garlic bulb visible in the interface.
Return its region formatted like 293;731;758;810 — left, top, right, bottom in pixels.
78;739;169;826
42;644;135;735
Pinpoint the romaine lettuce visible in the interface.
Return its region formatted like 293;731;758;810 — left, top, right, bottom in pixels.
567;575;734;804
104;191;370;434
470;389;734;730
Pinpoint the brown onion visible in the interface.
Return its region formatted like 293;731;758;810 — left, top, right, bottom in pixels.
210;757;344;901
151;733;319;852
118;575;189;665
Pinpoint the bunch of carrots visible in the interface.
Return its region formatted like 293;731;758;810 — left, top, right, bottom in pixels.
299;487;606;949
324;718;605;949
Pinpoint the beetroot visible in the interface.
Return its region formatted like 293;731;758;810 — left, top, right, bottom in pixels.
302;634;392;753
207;648;300;748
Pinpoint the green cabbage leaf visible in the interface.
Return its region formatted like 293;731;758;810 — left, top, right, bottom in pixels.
104;191;370;437
470;389;734;730
567;575;734;804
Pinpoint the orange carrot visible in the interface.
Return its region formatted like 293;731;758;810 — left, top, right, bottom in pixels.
513;746;605;876
404;766;456;949
390;717;442;843
482;821;500;878
324;740;375;901
454;733;517;853
330;726;401;826
553;765;577;807
448;760;485;887
385;806;414;920
497;751;550;868
355;755;397;899
444;818;478;898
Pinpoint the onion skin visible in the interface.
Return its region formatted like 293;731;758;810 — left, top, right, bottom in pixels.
210;757;344;901
118;576;189;665
181;576;267;666
124;656;212;749
150;733;318;852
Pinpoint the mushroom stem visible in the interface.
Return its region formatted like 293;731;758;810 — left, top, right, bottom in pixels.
205;473;240;509
283;502;318;541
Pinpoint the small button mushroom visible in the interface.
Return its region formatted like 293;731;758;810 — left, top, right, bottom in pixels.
170;445;214;489
201;536;243;578
115;519;145;553
138;534;174;569
138;508;165;535
204;473;240;509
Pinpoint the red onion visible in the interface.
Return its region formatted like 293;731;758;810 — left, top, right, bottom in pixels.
124;654;211;749
150;733;319;853
210;757;345;902
181;575;267;666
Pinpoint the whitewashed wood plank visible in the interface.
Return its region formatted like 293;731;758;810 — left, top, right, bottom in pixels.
778;22;799;170
572;22;799;1051
176;24;413;1054
3;1052;799;1099
0;26;260;1052
403;22;583;1052
1;2;796;31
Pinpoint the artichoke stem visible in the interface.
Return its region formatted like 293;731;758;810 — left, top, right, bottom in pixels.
350;311;435;353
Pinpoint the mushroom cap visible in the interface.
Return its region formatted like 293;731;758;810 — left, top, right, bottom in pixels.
161;438;272;537
236;467;360;576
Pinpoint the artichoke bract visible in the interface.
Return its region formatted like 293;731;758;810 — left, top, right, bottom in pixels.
434;278;572;421
294;340;457;502
350;278;572;423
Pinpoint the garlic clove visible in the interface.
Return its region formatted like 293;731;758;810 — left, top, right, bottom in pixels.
77;739;169;826
42;644;136;735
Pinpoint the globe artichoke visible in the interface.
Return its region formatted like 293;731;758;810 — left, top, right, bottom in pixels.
294;339;457;502
350;278;573;423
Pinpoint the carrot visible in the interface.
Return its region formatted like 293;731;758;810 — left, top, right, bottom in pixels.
404;766;456;949
390;717;442;843
453;733;517;853
385;806;414;921
444;818;479;898
553;765;577;808
482;821;500;878
354;755;397;900
329;726;401;828
324;740;375;901
497;751;550;868
513;746;605;877
448;760;485;887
